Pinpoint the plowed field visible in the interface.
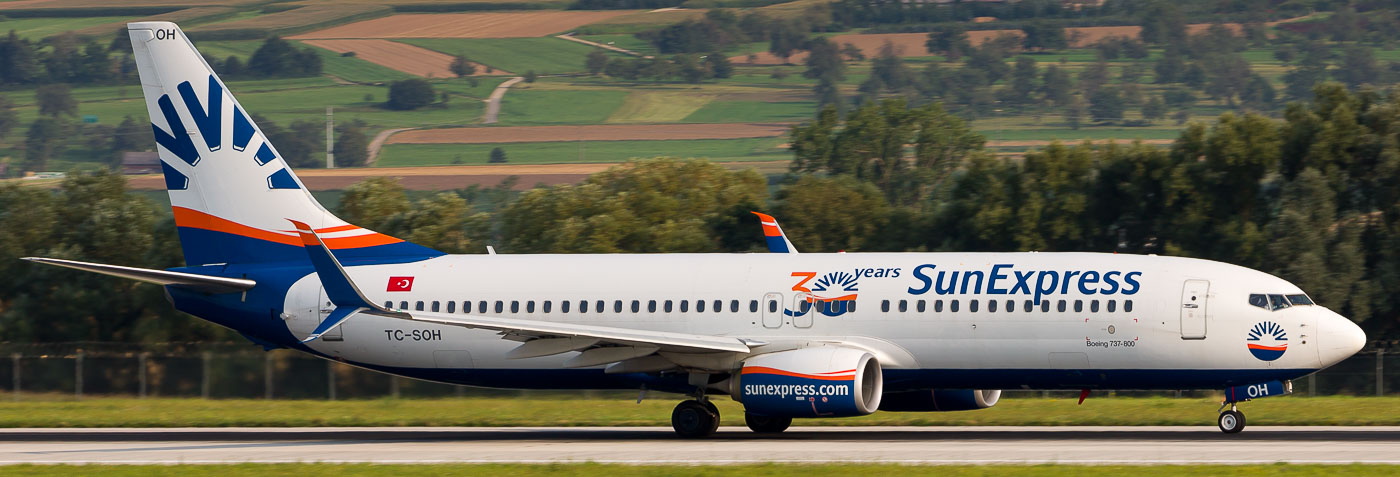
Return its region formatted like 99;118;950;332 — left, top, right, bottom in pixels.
301;39;507;77
387;123;792;144
289;11;634;39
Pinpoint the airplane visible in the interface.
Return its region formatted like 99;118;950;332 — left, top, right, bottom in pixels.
24;22;1366;437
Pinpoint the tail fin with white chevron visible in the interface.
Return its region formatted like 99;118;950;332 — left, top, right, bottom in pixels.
128;22;439;266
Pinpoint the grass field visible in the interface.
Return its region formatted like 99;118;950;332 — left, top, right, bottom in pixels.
496;88;630;125
683;99;817;123
376;137;789;166
398;37;619;75
606;92;716;123
2;464;1397;477
0;396;1396;428
0;16;132;40
573;34;658;56
298;42;417;84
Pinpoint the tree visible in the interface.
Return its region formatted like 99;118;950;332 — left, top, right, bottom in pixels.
676;55;707;83
386;79;435;110
925;24;970;60
1142;95;1167;123
1088;87;1125;123
35;84;76;117
23;117;70;171
0;31;40;85
1201;53;1252;106
1153;47;1185;84
489;147;507;163
247;36;321;77
868;41;914;92
523;70;538;83
1009;57;1039;105
386;192;490;254
1063;95;1086;130
803;37;845;83
840;43;864;61
1240;75;1276;111
0;95;15;145
338;176;411;233
768;21;807;64
1040;64;1072;106
333;121;370;167
1335;46;1379;88
110;115;151;166
1077;60;1109;96
585;50;609;75
449;54;477;78
704;53;733;79
1021;21;1068;51
773;176;890;252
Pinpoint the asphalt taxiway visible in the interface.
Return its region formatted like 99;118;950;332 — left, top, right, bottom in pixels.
2;426;1398;465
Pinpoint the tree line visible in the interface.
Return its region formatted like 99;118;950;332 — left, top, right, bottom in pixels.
2;83;1397;342
0;32;322;87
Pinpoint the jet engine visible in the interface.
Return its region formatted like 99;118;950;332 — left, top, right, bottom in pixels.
879;389;1002;412
730;346;882;418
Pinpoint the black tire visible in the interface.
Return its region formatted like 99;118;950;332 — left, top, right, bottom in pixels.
745;412;793;434
672;400;718;438
1218;410;1245;434
701;400;721;434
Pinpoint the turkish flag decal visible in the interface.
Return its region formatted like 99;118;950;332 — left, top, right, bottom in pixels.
387;276;414;292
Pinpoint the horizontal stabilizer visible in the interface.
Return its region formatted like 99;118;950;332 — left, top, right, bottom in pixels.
22;257;255;294
301;306;360;344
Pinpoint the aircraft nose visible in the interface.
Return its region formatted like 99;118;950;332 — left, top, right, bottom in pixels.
1317;308;1366;367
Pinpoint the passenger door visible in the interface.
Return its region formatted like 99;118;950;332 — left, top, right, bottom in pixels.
1180;279;1208;340
791;293;813;329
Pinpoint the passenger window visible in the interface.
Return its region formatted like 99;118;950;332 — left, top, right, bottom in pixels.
882;300;890;312
1287;294;1314;306
415;301;424;311
579;300;588;313
384;301;393;309
950;300;960;312
598;300;606;313
849;301;856;312
1125;300;1134;312
632;300;640;313
480;301;488;314
1057;300;1066;312
730;300;739;313
1268;294;1291;311
647;300;656;313
494;301;503;313
529;301;538;313
1090;300;1099;313
749;300;759;312
399;301;408;310
542;301;551;313
969;300;979;312
680;300;688;313
1107;300;1117;313
1074;300;1083;312
1006;300;1015;312
447;301;456;313
1024;300;1033;312
614;300;623;313
562;301;570;313
898;300;908;312
934;300;944;312
767;299;778;313
665;300;674;313
464;301;472;313
917;300;926;313
431;301;440;312
715;300;723;313
1248;294;1268;309
988;300;997;312
1041;300;1050;312
511;301;520;313
697;300;706;312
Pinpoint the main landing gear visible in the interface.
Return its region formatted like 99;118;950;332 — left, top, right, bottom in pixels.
744;412;792;434
671;399;720;438
1217;402;1246;434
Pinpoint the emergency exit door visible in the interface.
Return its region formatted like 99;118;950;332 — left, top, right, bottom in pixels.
1180;279;1209;340
317;287;344;341
762;292;784;328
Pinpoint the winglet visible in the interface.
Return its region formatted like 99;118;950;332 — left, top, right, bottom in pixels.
751;212;798;254
288;220;398;342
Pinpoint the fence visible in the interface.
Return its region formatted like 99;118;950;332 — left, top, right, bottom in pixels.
0;342;1395;400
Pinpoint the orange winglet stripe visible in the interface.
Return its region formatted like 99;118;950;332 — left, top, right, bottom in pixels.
173;207;301;246
741;366;855;381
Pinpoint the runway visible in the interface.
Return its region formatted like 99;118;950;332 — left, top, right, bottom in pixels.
2;426;1398;465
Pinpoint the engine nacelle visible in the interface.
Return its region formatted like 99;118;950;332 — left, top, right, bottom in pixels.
879;389;1002;412
731;346;882;418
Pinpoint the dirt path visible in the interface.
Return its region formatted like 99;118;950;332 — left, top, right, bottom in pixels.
556;34;649;58
366;128;414;166
483;77;524;125
388;123;793;144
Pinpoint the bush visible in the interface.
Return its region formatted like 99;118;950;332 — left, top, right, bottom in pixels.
386;79;436;110
488;147;507;163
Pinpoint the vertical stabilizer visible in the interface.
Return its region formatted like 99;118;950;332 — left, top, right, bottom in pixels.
127;22;439;266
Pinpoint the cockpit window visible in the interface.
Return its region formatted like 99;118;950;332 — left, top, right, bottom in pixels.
1287;294;1314;306
1248;294;1267;309
1267;294;1291;311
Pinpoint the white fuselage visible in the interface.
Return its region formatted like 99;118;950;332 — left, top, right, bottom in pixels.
271;252;1361;392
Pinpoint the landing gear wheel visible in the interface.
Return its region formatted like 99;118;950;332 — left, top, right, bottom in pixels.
672;400;718;438
1218;410;1246;434
745;412;792;434
701;400;721;434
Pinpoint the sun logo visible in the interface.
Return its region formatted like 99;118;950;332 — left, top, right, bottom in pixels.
1246;321;1288;361
789;271;858;317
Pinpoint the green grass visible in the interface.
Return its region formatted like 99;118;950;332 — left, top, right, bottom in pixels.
0;16;133;40
683;99;816;123
496;88;629;125
398;38;623;75
606;91;716;123
574;34;657;56
2;396;1398;428
297;42;415;84
376;137;790;166
3;464;1398;477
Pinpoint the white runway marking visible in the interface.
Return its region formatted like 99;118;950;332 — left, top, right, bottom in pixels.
2;426;1398;465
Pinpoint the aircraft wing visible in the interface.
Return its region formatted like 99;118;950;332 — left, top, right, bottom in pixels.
288;221;752;360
